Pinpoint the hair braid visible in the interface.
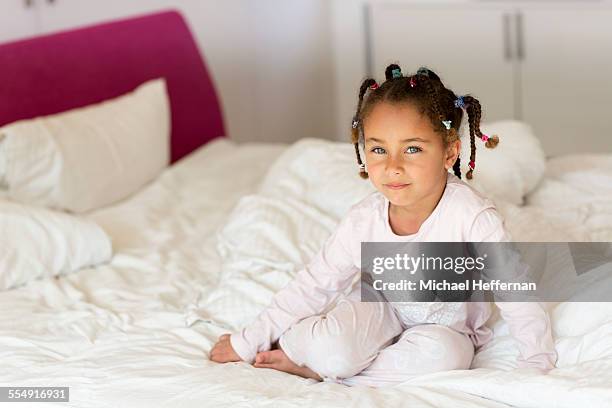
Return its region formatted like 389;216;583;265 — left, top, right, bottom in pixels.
419;75;444;128
453;156;462;179
352;77;377;178
462;96;481;180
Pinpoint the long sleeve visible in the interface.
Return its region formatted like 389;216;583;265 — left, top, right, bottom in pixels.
469;207;558;372
496;301;557;371
230;213;359;364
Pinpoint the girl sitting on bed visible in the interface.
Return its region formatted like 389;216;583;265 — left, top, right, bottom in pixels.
210;65;557;387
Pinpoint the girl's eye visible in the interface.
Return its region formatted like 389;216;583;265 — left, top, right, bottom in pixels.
370;146;422;154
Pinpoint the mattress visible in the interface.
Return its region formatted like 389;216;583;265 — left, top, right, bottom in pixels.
1;139;611;408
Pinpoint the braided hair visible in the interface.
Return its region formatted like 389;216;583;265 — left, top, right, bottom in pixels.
351;64;499;180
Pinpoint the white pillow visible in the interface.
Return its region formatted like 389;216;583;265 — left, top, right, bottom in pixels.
495;200;591;242
0;199;112;291
0;78;170;213
259;138;376;220
458;120;546;205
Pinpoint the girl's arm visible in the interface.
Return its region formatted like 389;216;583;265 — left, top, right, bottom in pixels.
470;207;558;372
230;213;358;364
496;301;557;371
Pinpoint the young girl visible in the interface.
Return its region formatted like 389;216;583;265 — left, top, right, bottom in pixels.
210;65;557;387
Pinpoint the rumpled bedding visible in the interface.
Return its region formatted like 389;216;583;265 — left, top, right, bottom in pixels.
1;138;611;408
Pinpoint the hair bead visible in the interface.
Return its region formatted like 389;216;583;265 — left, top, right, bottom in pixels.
484;134;499;149
454;96;468;109
417;67;429;77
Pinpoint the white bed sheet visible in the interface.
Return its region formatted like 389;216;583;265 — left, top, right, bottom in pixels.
1;139;611;408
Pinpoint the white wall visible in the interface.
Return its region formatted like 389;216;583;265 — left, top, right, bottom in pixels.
247;0;336;144
330;0;612;156
0;0;338;144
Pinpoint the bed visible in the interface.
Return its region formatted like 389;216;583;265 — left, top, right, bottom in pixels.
1;10;612;408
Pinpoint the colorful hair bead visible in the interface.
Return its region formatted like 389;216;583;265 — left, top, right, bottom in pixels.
442;120;452;130
351;117;359;129
391;68;402;78
468;160;475;170
417;67;429;77
369;82;379;90
454;96;467;109
409;77;417;88
481;133;499;148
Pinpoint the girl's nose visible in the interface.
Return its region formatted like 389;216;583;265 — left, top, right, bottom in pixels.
385;154;404;174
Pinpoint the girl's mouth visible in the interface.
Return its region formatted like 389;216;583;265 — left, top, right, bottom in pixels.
385;183;410;190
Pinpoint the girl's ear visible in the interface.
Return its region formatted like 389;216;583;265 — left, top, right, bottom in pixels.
445;139;461;170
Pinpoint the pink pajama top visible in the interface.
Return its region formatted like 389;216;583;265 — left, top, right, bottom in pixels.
230;172;558;371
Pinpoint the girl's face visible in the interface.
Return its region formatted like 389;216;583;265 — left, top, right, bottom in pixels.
363;102;460;209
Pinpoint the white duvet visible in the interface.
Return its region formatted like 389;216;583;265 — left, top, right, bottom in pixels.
1;138;611;408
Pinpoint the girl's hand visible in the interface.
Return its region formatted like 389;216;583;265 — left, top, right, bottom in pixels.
210;334;242;363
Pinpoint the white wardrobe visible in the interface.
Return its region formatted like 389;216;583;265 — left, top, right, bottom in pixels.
332;0;612;157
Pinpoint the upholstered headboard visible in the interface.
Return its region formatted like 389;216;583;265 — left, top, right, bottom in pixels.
0;10;226;163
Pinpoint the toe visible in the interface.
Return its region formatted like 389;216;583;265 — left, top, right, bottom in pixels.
255;351;273;364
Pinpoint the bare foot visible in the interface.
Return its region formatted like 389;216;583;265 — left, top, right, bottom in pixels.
254;349;322;381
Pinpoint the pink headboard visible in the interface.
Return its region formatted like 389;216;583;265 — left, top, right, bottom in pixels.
0;10;226;163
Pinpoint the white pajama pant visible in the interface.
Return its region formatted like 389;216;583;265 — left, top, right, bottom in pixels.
278;290;474;387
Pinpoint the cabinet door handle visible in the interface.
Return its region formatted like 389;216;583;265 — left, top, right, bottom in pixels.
503;13;513;61
516;12;525;61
